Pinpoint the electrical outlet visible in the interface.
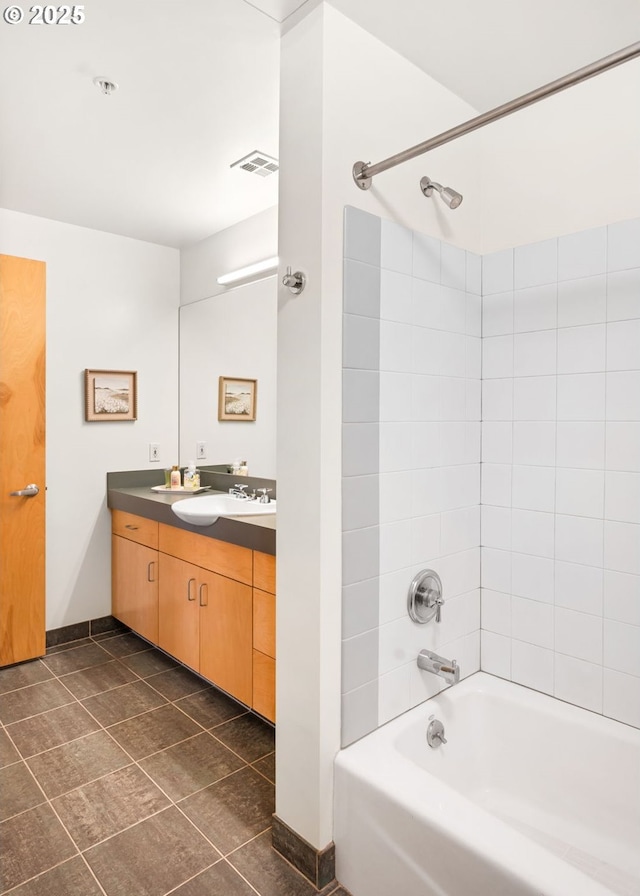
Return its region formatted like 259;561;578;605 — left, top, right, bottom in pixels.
196;441;207;460
149;443;160;462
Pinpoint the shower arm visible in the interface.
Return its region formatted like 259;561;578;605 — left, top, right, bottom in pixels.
353;40;640;190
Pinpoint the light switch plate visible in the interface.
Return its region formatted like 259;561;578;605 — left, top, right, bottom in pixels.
149;443;160;462
196;441;206;460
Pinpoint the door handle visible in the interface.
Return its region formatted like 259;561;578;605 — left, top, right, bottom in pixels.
199;583;208;607
10;484;39;497
187;578;196;601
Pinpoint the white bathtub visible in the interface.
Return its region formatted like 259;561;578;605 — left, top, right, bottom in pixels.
334;673;640;896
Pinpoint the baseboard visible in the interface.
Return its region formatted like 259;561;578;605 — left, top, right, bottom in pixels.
271;815;335;890
46;615;127;648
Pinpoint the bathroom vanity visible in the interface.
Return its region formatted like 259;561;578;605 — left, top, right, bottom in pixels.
108;472;276;722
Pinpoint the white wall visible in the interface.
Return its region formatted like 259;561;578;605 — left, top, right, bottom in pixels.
277;3;482;849
179;278;277;477
480;58;640;253
0;209;179;630
180;206;278;306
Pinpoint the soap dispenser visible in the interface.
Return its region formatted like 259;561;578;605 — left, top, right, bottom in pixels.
184;461;200;489
170;465;181;488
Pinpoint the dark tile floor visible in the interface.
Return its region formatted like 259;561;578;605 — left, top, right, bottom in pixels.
0;632;350;896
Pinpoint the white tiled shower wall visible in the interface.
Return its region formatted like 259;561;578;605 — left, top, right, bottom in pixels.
342;208;640;746
341;207;482;746
481;218;640;729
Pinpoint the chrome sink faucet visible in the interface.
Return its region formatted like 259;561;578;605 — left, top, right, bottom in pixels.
229;484;251;499
417;649;460;684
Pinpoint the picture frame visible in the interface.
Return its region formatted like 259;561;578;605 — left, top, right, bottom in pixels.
218;376;257;422
84;369;137;422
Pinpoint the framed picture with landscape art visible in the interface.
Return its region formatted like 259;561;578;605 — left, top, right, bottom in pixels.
218;376;257;421
84;369;137;422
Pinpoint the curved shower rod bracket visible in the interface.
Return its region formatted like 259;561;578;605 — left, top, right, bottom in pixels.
352;40;640;191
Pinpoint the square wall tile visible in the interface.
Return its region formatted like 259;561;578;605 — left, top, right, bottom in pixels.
607;268;640;322
555;561;603;616
342;579;380;639
482;422;513;465
343;259;381;318
481;590;511;636
604;570;640;627
379;520;413;575
513;284;557;333
483;335;513;379
557;422;605;469
513;422;556;467
512;553;554;603
342;475;379;531
378;665;412;726
514;330;556;377
558;226;607;280
483;249;513;295
381;218;412;274
606;319;640;371
481;464;512;507
379;422;413;473
557;374;605;421
380;372;412;422
511;509;554;559
343;370;379;423
379;471;412;523
555;514;604;567
557;324;606;374
379;320;412;373
481;506;511;551
482;379;513;421
607;218;640;272
342;630;379;693
483;292;513;337
603;619;640;677
480;630;511;678
513;376;556;421
606;372;640;422
342;527;379;585
604;520;640;575
511;640;554;695
557;275;607;327
606;423;640;472
512;465;555;513
555;607;602;664
514;238;558;289
343;423;379;478
481;548;511;593
512;597;553;648
605;472;640;524
412;375;440;422
603;669;640;727
344;206;381;266
555;468;604;519
341;680;379;747
554;654;603;714
343;314;380;370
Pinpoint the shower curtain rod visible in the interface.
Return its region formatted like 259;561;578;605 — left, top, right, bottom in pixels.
353;40;640;190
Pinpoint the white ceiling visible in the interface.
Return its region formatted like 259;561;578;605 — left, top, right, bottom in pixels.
1;0;638;248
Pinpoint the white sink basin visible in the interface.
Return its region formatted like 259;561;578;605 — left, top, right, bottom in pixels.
171;493;276;527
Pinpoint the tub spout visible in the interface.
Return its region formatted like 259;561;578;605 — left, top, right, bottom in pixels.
417;649;460;684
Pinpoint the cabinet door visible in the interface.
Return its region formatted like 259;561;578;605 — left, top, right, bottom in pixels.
112;535;158;644
158;553;199;671
199;572;252;706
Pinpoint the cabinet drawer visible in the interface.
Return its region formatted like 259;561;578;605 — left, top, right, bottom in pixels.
253;551;275;594
253;650;275;722
112;510;158;549
253;589;275;659
159;524;252;585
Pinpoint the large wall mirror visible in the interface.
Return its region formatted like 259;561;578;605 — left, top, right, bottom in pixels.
179;277;277;478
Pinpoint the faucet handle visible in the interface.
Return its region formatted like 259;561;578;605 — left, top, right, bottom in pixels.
257;488;272;504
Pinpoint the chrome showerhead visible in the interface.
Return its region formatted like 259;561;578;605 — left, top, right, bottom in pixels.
420;176;463;209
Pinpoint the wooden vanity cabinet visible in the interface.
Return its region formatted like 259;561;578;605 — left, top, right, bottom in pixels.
111;510;159;644
158;524;253;706
111;511;273;717
252;551;276;722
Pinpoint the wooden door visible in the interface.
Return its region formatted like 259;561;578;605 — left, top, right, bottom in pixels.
112;535;159;644
199;571;252;706
158;553;199;670
0;255;46;666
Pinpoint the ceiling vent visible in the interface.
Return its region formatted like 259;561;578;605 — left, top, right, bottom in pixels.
230;150;279;177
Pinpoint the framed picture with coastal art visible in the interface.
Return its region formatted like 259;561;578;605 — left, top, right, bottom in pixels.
218;376;257;421
84;369;138;422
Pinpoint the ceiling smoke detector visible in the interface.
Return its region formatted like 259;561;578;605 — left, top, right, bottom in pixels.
230;150;279;177
93;77;118;96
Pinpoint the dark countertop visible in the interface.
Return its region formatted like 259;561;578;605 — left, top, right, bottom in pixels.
107;484;276;555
